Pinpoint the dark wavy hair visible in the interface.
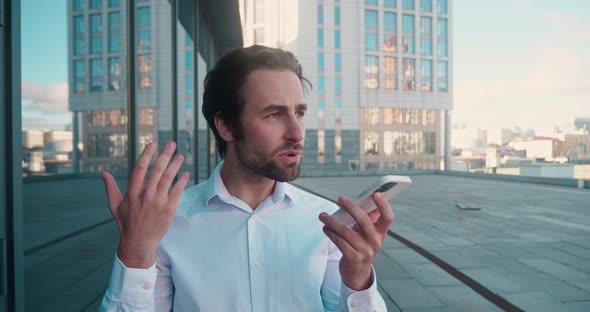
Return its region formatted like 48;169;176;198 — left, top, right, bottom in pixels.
202;45;311;157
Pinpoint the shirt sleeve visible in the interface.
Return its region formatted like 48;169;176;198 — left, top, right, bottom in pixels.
99;252;174;312
321;240;387;312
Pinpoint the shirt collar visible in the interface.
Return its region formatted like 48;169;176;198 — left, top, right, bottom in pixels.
202;161;295;209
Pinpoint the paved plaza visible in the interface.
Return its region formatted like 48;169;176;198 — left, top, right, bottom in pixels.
23;174;590;311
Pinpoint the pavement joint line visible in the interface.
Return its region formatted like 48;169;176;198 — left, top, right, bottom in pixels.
24;218;114;256
291;181;525;312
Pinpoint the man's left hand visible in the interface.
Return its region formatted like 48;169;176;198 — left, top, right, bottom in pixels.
319;193;394;291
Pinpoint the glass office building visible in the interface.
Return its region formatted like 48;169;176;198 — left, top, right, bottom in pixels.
241;0;453;173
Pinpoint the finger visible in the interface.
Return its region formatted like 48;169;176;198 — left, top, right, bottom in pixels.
145;141;177;192
157;153;185;193
319;212;362;251
338;196;377;238
322;226;358;257
101;171;123;216
168;171;190;206
373;192;395;234
128;142;157;196
352;209;380;232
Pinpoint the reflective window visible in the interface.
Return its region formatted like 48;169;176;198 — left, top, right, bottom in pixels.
438;0;447;14
438;60;448;92
438;18;448;57
109;0;120;7
335;53;341;72
90;0;102;10
420;0;432;12
90;13;102;54
420;59;432;91
366;33;378;51
74;60;85;93
420;16;432;55
365;0;378;5
364;132;379;155
384;0;396;8
89;13;102;32
318;76;325;96
365;10;378;29
334;7;341;25
403;58;415;90
318;52;324;71
90;58;103;92
73;0;84;11
365;10;378;51
403;0;415;10
335;76;342;96
74;38;85;55
364;55;379;89
138;53;152;89
108;57;121;91
74;15;84;34
138;7;150;27
91;36;102;54
384;56;397;90
335;30;341;49
318;5;323;24
318;29;324;48
109;12;121;52
402;14;415;53
383;12;396;52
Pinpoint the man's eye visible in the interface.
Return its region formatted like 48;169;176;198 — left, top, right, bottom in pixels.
297;111;306;118
267;112;280;118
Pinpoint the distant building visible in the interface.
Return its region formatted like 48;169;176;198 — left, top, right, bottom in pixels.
451;128;487;154
486;128;512;146
564;134;590;158
22;130;44;149
508;137;564;160
43;130;73;146
574;117;590;134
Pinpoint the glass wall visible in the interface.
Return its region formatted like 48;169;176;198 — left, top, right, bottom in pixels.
19;0;236;309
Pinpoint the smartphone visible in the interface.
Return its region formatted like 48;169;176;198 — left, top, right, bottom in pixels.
330;175;412;226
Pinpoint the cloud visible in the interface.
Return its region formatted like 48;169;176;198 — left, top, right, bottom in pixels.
21;81;69;114
22;115;71;131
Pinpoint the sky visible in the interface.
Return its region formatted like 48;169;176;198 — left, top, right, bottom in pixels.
21;0;590;134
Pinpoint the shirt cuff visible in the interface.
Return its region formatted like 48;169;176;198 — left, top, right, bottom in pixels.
104;255;158;307
340;266;386;312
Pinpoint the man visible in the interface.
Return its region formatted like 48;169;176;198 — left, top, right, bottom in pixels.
100;45;393;311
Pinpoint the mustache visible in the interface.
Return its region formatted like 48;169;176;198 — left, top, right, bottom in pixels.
272;143;304;155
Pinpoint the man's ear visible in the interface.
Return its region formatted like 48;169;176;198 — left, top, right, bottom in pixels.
214;113;235;142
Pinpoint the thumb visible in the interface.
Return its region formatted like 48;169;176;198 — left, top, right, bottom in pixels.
101;171;123;217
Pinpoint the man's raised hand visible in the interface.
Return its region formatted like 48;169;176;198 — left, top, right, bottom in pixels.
101;141;189;268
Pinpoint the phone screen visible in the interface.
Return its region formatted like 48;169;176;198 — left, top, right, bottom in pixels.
375;182;397;193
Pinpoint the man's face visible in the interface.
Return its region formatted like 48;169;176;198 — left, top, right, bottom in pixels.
233;69;307;182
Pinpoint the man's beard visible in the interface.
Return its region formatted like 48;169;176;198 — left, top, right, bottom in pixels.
234;140;304;182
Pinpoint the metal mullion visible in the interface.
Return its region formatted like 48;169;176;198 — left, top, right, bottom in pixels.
171;0;178;148
192;0;200;182
126;0;137;177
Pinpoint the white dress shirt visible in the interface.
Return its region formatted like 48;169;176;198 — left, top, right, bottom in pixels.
100;162;387;311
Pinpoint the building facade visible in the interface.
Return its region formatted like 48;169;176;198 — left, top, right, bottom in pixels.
67;0;241;178
240;0;453;173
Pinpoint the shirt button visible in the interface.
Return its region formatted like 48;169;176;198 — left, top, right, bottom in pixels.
255;260;263;269
142;282;152;290
251;214;256;220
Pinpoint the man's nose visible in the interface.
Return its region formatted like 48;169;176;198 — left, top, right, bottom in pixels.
284;115;304;143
